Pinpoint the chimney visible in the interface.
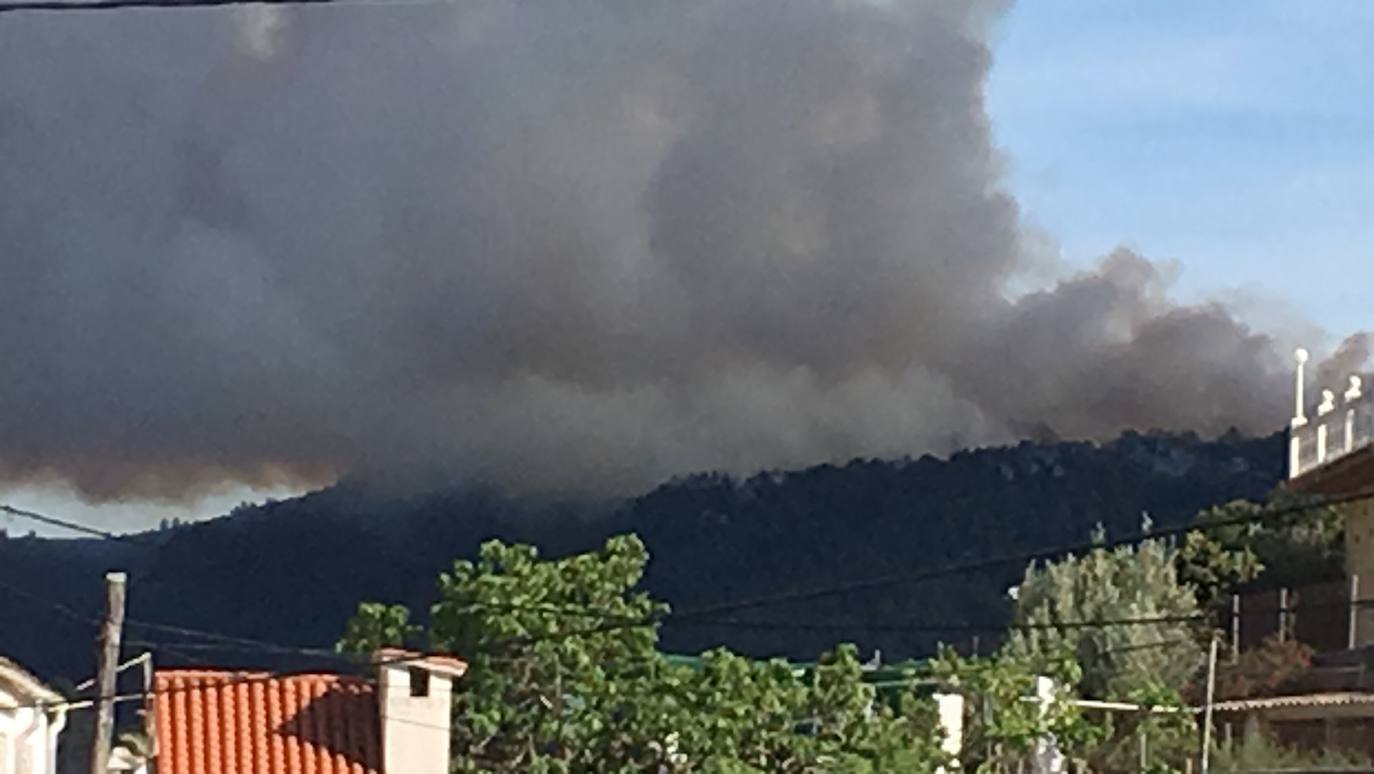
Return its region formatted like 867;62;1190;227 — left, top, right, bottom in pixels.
374;649;468;774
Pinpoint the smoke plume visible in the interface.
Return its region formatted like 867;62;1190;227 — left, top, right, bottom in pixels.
0;1;1359;501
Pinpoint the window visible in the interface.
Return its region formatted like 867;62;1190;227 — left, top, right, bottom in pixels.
408;667;430;698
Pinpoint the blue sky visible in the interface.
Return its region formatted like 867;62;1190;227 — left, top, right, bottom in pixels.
987;0;1373;340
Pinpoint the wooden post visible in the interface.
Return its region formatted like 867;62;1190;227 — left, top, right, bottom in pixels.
1350;574;1360;650
1138;729;1148;772
1200;635;1219;774
91;571;127;774
1230;594;1241;663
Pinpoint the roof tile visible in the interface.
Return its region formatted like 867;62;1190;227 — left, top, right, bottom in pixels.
153;670;380;774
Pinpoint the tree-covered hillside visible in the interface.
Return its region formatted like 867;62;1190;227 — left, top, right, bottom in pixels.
0;430;1286;682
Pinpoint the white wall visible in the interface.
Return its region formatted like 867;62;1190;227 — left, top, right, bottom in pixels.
378;664;455;774
934;692;964;774
1346;499;1374;647
0;685;63;774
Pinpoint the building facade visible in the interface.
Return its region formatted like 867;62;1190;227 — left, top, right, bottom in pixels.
0;656;67;774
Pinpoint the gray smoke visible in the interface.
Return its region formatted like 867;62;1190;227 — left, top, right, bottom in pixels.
0;1;1360;501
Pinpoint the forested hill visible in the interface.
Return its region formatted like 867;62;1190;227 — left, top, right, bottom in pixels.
0;430;1285;683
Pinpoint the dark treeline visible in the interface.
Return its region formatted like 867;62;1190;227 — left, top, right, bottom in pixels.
0;430;1284;683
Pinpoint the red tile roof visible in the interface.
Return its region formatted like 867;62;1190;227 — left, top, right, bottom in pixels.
153;670;381;774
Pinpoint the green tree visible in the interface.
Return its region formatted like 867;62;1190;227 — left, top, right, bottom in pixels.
1079;679;1196;774
1006;531;1206;699
1212;731;1370;771
337;602;420;653
1176;497;1345;610
1212;635;1313;702
932;647;1105;773
339;534;958;771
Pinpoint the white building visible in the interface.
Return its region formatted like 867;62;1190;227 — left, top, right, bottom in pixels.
0;656;67;774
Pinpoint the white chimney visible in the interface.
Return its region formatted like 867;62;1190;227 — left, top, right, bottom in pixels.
374;650;467;774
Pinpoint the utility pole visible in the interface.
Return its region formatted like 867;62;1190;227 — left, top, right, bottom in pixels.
1277;588;1289;643
1200;634;1219;774
1230;594;1241;664
91;571;127;774
1350;574;1360;650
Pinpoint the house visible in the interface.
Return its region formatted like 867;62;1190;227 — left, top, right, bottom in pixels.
1286;348;1373;644
0;655;67;774
125;649;466;774
1215;348;1374;756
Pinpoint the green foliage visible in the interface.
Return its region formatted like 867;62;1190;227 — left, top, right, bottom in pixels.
1212;635;1313;702
336;602;420;654
1177;497;1345;609
1175;527;1261;612
678;645;952;772
932;647;1103;772
1081;680;1196;773
1006;534;1206;698
1211;730;1371;771
432;535;672;771
340;534;960;771
1246;494;1345;585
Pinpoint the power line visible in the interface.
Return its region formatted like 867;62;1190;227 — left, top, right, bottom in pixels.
122;617;346;660
685;594;1374;636
0;503;120;540
667;487;1374;624
9;485;1368;630
0;575;100;628
0;568;1234;675
497;488;1374;644
5;489;1370;670
688;613;1213;635
0;572;353;668
3;646;452;711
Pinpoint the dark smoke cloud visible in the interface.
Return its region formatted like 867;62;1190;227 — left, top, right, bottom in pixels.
0;1;1361;501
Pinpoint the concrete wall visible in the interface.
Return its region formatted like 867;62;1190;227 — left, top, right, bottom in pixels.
1345;498;1374;647
933;693;963;774
0;685;63;774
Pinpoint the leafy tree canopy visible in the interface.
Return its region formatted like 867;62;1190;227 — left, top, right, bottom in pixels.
1005;531;1205;699
1176;496;1344;611
340;534;969;772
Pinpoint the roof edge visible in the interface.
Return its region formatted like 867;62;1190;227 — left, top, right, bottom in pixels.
373;649;467;678
0;656;63;706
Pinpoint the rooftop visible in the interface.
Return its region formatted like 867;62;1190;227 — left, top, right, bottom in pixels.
152;670;381;774
1209;691;1374;713
0;654;63;706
